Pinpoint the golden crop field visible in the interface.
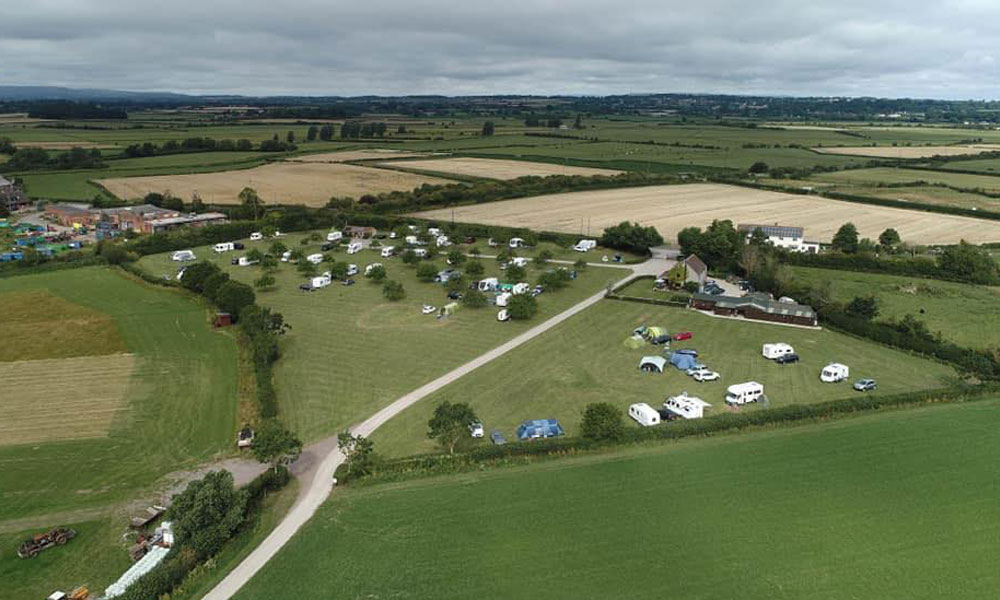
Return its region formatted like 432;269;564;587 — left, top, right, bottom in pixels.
380;157;623;179
0;354;135;446
813;145;1000;158
98;162;452;205
288;149;431;162
415;183;1000;244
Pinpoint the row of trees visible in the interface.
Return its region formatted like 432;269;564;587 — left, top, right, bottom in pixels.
340;121;388;138
4;146;104;171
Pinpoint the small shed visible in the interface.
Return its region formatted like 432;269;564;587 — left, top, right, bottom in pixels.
669;352;699;371
516;419;564;441
214;313;233;328
639;356;667;373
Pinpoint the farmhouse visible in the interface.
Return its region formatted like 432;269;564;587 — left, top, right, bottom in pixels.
659;254;708;289
345;225;377;238
0;175;30;212
690;291;818;327
738;224;820;254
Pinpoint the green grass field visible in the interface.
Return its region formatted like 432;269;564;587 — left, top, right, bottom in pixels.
0;268;239;521
136;233;628;442
791;266;1000;349
373;298;955;457
236;397;1000;600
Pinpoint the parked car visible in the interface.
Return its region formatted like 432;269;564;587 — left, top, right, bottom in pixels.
853;378;877;391
490;430;507;445
342;278;355;286
299;283;314;292
464;236;476;244
321;242;335;251
447;291;463;300
233;242;245;250
675;349;699;356
422;304;437;314
673;331;693;341
775;353;800;365
692;370;721;382
685;366;709;376
469;422;484;438
704;285;725;296
532;285;544;297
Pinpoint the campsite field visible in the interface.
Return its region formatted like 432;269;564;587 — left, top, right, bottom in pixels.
0;268;239;522
380;156;622;179
373;298;954;457
790;266;1000;349
415;183;1000;245
237;397;1000;600
136;233;629;442
98;161;453;204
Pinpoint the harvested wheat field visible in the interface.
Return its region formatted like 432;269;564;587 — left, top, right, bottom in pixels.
813;145;1000;158
0;354;135;446
288;149;430;163
415;183;1000;244
98;162;452;205
0;290;127;362
382;157;622;180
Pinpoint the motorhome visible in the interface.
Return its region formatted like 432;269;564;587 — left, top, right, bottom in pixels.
574;239;597;252
346;264;359;276
380;246;395;258
213;242;235;253
663;392;712;419
327;230;343;242
171;250;196;262
725;381;764;406
477;277;499;292
820;363;850;383
629;403;661;427
762;343;795;360
347;242;363;255
306;253;324;264
250;232;263;241
509;237;526;248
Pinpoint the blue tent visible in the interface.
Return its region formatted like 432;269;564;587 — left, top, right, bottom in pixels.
516;419;565;441
669;352;699;371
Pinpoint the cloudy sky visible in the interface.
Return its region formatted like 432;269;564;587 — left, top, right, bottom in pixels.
2;0;999;98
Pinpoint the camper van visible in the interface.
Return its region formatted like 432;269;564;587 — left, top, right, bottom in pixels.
496;292;513;307
629;403;661;427
236;256;258;267
477;277;499;292
171;250;196;262
762;343;795;360
346;264;359;276
509;237;526;248
306;253;324;264
311;274;332;289
573;239;597;252
250;232;263;241
820;363;850;383
512;282;530;295
347;241;363;255
405;235;420;245
663;392;712;419
213;242;235;253
380;246;395;258
725;381;764;406
327;230;343;242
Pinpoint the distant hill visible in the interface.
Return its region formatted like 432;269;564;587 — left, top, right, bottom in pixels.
0;85;200;102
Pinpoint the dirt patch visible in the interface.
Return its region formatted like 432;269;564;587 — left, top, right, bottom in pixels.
97;162;453;206
0;354;136;446
415;183;1000;245
813;145;1000;158
0;290;127;362
382;157;622;180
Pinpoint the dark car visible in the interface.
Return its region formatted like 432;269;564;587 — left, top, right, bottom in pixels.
321;242;335;251
675;349;698;356
299;283;315;292
231;258;240;265
233;242;245;250
342;278;355;286
447;291;463;300
490;430;508;445
775;353;800;365
464;236;477;244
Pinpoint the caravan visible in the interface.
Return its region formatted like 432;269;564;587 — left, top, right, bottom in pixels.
663;392;711;419
171;250;196;262
509;237;526;248
477;277;499;292
306;253;324;264
820;363;850;383
511;282;530;295
762;343;795;360
326;230;343;243
213;242;235;253
250;232;263;241
380;246;396;258
629;403;661;427
495;292;512;307
347;241;363;255
725;381;764;406
573;239;597;252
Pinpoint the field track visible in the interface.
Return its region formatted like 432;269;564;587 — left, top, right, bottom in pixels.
415;183;1000;244
380;157;622;179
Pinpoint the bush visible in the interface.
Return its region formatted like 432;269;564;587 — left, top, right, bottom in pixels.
507;293;538;320
416;263;438;282
366;264;387;282
202;272;231;300
600;221;663;253
580;402;625;441
465;260;485;278
383;280;405;301
461;288;488;308
215;280;256;318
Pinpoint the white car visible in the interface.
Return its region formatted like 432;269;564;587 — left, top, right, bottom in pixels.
685;366;709;376
469;422;484;438
692;370;721;382
422;305;437;315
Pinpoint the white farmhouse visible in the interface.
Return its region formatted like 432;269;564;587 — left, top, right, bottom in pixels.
738;224;820;254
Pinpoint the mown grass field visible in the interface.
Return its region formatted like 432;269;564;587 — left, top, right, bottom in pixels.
373;299;955;457
0;289;127;361
0;268;239;521
136;233;628;442
237;397;1000;600
791;266;1000;349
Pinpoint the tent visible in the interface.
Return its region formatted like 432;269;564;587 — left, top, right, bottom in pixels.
669;352;699;371
441;302;459;317
639;356;667;373
516;419;564;441
623;335;645;349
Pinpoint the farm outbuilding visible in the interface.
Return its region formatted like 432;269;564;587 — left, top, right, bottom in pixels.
690;292;818;327
516;419;564;441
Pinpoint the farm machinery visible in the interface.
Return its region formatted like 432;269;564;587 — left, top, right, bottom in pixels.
17;527;77;558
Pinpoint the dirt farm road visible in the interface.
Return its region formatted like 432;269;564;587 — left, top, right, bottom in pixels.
201;259;667;600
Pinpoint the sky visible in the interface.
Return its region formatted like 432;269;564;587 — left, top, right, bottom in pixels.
2;0;1000;98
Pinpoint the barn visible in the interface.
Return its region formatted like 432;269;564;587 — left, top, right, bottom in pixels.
690;292;818;327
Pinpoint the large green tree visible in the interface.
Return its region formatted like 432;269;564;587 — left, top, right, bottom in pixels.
938;240;999;284
251;422;302;469
507;293;538;320
427;401;478;454
831;222;860;254
580;403;625;441
168;471;248;560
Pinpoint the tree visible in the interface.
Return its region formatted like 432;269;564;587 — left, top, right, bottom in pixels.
845;295;880;321
180;261;221;293
215;281;256;317
254;274;276;290
747;227;769;247
306;125;318;141
251;422;302;470
938;240;999;284
416;263;438;282
366;264;387;283
427;401;478;454
318;124;334;141
461;288;488;308
382;280;405;301
505;264;526;282
666;262;687;289
573;114;583;129
534;248;553;267
537;268;571;290
481;121;495;136
239;187;265;220
445;274;466;294
329;261;349;280
831;222;860;254
246;248;264;262
465;260;485;278
203;272;231;301
879;228;901;250
573;258;587;271
677;220;741;269
507;293;538;320
601;221;664;253
269;240;287;256
580;403;625;441
337;432;376;477
748;161;769;174
446;249;466;266
296;258;317;277
168;471;247;560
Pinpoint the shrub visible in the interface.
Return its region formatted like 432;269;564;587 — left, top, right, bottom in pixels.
507;293;538;320
383;280;405;301
416;263;438;282
580;402;625;441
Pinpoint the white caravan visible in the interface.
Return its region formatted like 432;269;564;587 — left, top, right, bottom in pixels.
310;274;332;289
629;403;661;427
346;264;359;276
347;241;363;255
510;257;529;267
326;230;343;242
405;235;420;245
413;248;428;258
496;292;513;307
236;256;258;267
306;253;324;264
497;309;510;322
509;237;526;248
663;392;712;420
477;277;499;292
820;363;850;383
380;246;395;258
427;227;442;237
512;282;530;295
436;235;451;247
213;242;235;253
171;250;196;262
574;239;597;252
762;343;795;360
250;232;263;241
725;381;764;406
280;250;292;262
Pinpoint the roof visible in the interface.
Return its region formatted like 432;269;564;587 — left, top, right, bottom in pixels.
148;212;227;227
693;291;816;320
738;224;805;239
47;202;93;215
682;254;707;275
